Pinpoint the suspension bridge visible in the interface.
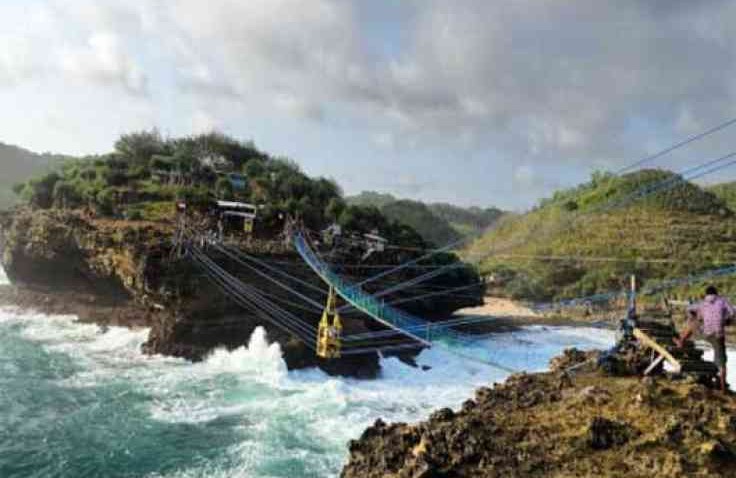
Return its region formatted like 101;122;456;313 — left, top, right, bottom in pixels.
180;115;736;373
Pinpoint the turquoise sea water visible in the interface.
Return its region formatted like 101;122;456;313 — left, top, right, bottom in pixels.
0;267;624;478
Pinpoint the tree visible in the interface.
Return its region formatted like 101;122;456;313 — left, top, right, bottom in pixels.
176;186;212;208
150;155;174;172
26;172;61;209
95;188;116;216
562;200;579;212
325;197;346;222
103;168;128;187
245;158;266;178
114;130;167;165
79;167;97;182
215;176;234;200
53;181;82;209
186;132;266;170
338;205;388;234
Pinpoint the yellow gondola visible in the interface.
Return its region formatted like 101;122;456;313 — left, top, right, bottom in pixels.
317;287;342;359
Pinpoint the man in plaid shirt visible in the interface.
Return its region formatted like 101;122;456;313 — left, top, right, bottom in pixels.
675;285;733;392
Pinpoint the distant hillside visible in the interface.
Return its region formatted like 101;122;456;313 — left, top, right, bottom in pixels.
429;202;505;237
348;191;397;209
465;170;736;302
381;199;462;247
0;142;70;209
347;191;504;246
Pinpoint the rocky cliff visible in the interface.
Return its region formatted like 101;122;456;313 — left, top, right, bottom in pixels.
342;350;736;477
0;207;480;378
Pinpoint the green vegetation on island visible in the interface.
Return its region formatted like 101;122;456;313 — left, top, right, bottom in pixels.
14;131;342;230
9;131;480;256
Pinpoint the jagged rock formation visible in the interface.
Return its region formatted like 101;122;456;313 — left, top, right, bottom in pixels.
342;350;736;477
0;207;479;378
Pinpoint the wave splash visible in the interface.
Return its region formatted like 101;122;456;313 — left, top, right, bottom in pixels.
0;304;623;478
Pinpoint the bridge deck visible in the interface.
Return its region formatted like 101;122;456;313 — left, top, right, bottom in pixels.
293;233;440;346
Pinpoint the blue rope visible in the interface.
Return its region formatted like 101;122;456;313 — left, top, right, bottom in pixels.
617;115;736;174
536;263;736;312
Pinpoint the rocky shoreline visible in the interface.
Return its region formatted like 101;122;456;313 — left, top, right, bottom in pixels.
341;349;736;477
4;208;736;476
0;207;480;378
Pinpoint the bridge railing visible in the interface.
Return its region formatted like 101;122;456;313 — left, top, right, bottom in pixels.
294;233;474;345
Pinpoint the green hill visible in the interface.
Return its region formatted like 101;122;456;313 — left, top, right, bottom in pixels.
0;142;70;209
465;170;736;302
708;181;736;212
347;191;504;246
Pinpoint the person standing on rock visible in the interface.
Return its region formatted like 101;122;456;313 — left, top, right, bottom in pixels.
675;285;733;392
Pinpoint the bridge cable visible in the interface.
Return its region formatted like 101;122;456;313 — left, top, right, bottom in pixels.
617;115;736;174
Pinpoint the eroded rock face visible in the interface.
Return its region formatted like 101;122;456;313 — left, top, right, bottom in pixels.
0;207;483;378
0;208;382;377
0;208;168;324
342;348;736;477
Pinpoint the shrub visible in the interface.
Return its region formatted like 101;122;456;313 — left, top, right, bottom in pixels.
126;208;144;221
52;181;82;209
215;177;234;200
95;188;116;216
26;172;60;209
506;275;548;301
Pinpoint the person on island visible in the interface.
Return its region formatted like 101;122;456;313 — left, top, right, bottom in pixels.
675;285;733;392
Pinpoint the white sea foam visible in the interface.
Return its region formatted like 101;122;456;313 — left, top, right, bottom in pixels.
7;305;734;478
701;344;736;386
202;327;288;385
1;307;620;478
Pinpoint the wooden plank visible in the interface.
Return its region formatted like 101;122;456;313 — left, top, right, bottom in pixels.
633;328;682;374
644;355;665;376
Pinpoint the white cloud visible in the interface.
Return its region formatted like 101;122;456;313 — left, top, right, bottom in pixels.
190;110;219;134
273;93;324;122
58;32;147;95
390;175;433;195
0;36;35;84
372;132;396;150
14;0;736;162
4;0;736;207
513;164;536;187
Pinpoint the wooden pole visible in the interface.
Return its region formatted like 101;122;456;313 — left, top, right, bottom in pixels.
629;274;637;317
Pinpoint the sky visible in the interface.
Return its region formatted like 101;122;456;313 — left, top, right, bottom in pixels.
2;1;736;210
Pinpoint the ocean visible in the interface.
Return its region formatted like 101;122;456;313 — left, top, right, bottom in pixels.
2;265;724;478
